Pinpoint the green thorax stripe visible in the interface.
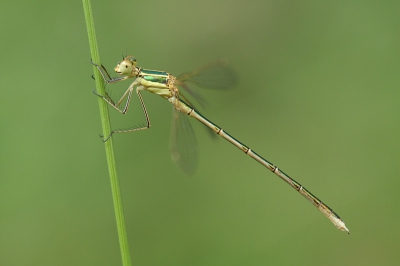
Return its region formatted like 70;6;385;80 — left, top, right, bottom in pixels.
140;68;169;84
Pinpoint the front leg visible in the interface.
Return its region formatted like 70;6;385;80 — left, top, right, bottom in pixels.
90;59;128;84
93;80;138;114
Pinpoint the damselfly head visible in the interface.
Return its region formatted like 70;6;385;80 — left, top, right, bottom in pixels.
114;56;137;76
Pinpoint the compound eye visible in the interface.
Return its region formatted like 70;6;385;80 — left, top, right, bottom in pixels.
126;56;137;67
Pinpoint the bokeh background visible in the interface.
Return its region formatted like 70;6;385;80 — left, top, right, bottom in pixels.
1;1;399;265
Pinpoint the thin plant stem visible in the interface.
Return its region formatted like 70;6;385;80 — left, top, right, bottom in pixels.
82;1;132;265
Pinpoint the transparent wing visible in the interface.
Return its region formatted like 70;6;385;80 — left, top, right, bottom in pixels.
176;59;237;139
176;59;237;90
169;107;198;175
170;60;236;173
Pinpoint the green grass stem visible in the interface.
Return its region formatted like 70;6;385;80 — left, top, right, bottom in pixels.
82;1;132;265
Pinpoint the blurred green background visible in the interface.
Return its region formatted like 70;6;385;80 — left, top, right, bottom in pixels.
1;1;399;265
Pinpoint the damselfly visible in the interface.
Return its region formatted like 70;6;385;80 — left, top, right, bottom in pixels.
91;56;349;233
